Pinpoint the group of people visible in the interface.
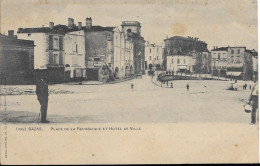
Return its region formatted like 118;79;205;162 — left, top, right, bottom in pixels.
242;83;252;90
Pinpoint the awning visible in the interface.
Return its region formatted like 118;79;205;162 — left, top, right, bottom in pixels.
177;66;188;69
226;72;242;76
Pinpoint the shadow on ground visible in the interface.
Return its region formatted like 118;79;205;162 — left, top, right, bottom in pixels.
0;111;94;124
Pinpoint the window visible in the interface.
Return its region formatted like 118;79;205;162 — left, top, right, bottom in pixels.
237;56;240;62
94;58;100;64
53;37;59;50
231;49;234;54
238;49;240;54
149;56;151;60
54;54;59;64
223;53;226;58
218;53;220;60
72;56;78;66
73;43;78;52
183;59;186;64
177;59;180;64
231;56;234;62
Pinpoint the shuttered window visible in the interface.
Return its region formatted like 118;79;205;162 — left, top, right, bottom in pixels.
49;35;53;50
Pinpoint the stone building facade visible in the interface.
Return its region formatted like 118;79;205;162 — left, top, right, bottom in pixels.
145;42;163;70
211;46;254;80
0;32;34;84
164;36;209;73
121;21;145;75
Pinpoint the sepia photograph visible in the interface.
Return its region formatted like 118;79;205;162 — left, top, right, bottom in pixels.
0;0;259;164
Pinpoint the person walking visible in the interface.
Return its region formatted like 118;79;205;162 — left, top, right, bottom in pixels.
245;83;247;90
186;83;189;91
171;82;173;88
131;83;134;89
36;78;49;123
248;83;258;124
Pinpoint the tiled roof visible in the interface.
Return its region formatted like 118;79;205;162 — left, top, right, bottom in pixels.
165;36;206;43
211;47;228;51
17;25;115;34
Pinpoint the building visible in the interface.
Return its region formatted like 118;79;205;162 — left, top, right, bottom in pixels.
211;46;254;80
166;50;195;73
113;29;134;79
164;36;208;73
83;17;117;81
211;47;228;77
245;49;257;81
17;23;68;83
121;21;145;75
251;50;258;82
64;30;86;81
145;42;163;70
0;32;34;84
17;18;88;83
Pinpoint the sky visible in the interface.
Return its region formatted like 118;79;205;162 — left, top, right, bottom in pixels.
0;0;258;50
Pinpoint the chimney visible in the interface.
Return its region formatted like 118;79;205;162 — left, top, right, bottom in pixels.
49;22;54;29
8;30;14;38
68;18;74;29
86;17;92;29
78;22;82;30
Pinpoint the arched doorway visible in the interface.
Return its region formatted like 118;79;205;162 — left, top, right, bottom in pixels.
115;67;119;79
125;66;130;77
148;64;153;70
130;65;134;75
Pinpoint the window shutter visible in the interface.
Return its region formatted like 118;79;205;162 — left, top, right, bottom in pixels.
49;52;53;65
49;35;53;50
59;36;63;51
59;52;63;65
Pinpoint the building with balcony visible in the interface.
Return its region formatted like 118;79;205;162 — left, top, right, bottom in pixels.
211;46;254;80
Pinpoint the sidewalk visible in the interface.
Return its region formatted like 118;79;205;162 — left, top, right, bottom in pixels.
64;77;133;85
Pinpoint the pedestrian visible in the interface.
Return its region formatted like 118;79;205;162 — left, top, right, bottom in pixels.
36;77;49;123
250;85;252;90
186;83;189;91
167;81;168;86
171;82;173;88
245;83;247;90
131;83;134;89
248;83;258;124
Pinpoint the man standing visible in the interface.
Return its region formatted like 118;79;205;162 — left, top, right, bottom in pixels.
248;83;258;124
36;78;49;123
186;83;189;91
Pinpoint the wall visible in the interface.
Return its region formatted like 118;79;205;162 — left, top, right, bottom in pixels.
0;37;34;84
64;30;85;78
166;55;193;73
18;33;46;69
85;30;114;81
145;44;163;69
211;50;228;69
